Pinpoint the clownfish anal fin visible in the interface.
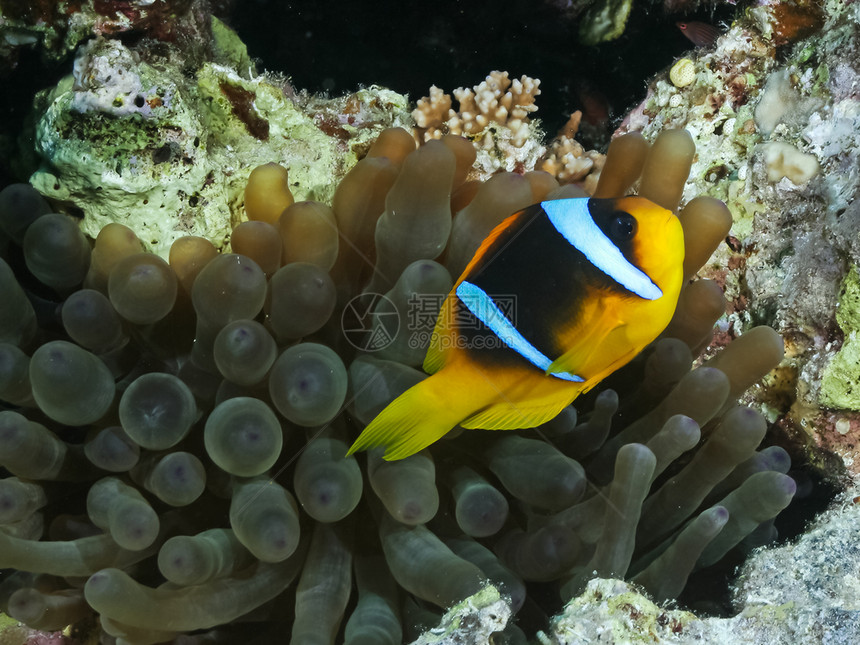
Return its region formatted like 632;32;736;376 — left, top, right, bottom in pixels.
460;394;578;430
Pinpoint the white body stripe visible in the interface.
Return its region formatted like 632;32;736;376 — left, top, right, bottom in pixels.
455;281;584;382
541;199;663;300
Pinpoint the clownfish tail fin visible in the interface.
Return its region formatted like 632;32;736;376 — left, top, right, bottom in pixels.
347;376;466;461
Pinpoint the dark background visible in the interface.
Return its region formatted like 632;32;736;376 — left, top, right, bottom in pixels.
227;0;733;142
0;0;735;184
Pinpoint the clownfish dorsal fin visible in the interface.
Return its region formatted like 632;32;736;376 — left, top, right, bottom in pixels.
459;206;534;278
422;292;457;374
460;393;579;430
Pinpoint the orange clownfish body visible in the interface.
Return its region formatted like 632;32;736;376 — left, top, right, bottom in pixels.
347;196;685;460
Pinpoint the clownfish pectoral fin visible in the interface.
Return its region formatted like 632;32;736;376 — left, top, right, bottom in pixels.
547;316;626;377
347;373;469;460
460;390;581;430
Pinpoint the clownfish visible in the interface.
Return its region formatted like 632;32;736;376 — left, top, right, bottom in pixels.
347;196;685;460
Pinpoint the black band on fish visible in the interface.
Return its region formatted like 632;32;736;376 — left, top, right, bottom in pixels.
455;280;584;382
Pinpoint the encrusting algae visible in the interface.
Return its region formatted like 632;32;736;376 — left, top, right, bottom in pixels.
0;125;794;643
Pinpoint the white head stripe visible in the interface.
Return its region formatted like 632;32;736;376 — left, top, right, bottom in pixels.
540;199;663;300
456;281;583;382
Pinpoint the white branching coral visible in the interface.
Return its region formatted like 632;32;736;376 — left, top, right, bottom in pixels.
413;85;452;132
413;71;541;148
540;111;606;191
413;72;604;186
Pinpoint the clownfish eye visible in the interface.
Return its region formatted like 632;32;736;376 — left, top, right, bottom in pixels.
609;212;637;242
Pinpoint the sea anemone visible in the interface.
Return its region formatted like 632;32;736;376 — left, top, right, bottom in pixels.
0;128;792;643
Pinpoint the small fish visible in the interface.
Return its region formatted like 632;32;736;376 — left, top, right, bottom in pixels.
347;197;685;460
677;21;722;48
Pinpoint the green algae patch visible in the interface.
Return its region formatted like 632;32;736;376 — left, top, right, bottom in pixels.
579;0;634;45
411;585;511;644
821;266;860;409
210;16;254;74
603;589;696;642
738;601;797;622
727;179;767;240
546;578;700;644
0;610;20;636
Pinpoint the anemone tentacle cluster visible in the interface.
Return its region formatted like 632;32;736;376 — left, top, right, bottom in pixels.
0;127;792;643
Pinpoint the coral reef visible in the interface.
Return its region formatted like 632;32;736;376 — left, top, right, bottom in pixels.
544;486;860;643
24;19;411;258
516;0;860;640
617;0;860;478
0;120;796;642
0;0;207;76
